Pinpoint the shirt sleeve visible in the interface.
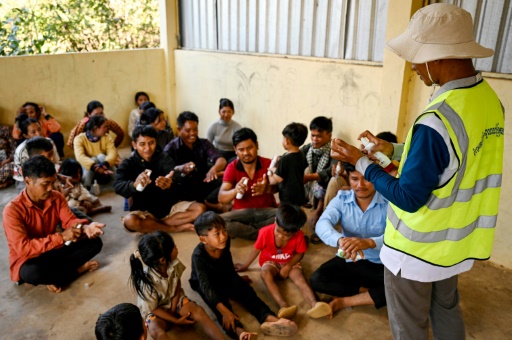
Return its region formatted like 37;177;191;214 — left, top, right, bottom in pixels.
206;123;215;144
203;139;221;162
316;194;344;247
113;160;137;198
2;203;64;261
295;230;308;254
128;109;139;138
192;252;222;307
362;124;450;213
73;135;95;170
254;226;267;250
222;161;236;184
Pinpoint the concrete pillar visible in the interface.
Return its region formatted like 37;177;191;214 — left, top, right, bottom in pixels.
377;0;423;140
159;0;179;131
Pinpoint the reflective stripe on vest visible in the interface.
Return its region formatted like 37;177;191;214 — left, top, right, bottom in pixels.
423;102;502;210
387;205;497;243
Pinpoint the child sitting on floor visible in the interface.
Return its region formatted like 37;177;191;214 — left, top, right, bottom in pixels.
190;211;298;339
235;204;331;319
268;122;309;206
59;159;112;216
130;231;225;340
95;302;147;340
128;91;150;138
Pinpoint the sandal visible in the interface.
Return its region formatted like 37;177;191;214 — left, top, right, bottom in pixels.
307;301;332;318
277;305;297;319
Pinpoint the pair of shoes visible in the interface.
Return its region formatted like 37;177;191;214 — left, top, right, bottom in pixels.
277;305;297;319
307;301;332;318
260;318;297;337
310;233;322;245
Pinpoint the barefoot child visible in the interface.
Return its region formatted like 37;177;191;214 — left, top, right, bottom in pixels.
268;122;309;206
129;231;225;340
59;158;112;216
190;211;298;339
235;204;332;319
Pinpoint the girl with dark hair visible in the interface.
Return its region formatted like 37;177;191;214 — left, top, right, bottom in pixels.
138;108;174;149
129;231;224;340
12;102;64;156
67;100;124;148
206;98;242;162
73;115;118;189
59;158;112;216
128;91;150;137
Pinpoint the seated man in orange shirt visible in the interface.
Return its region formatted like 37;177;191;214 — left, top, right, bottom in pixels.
2;156;105;293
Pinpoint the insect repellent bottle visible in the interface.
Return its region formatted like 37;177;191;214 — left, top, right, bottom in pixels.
236;178;249;199
359;137;391;168
336;248;362;261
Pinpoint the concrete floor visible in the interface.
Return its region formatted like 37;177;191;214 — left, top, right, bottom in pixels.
1;181;511;339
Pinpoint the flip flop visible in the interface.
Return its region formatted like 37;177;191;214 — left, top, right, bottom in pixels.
307;301;332;318
260;318;297;337
277;305;297;319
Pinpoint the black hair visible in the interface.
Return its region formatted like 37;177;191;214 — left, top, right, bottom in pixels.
275;204;307;233
219;98;234;111
342;162;356;175
194;211;226;236
135;91;150;104
59;158;83;178
177;111;199;128
139;101;156;112
95;303;144;340
282;122;308;147
309;116;333;133
376;131;398;143
22;102;41;118
26;137;53;157
129;231;176;301
86;100;104;117
85;115;107;132
22;155;56;179
15;113;39;137
232;127;257;147
139;108;163;126
132;125;158;142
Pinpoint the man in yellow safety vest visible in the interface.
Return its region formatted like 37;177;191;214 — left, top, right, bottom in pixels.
330;3;504;339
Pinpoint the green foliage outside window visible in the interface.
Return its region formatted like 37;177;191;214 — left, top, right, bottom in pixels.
0;0;160;56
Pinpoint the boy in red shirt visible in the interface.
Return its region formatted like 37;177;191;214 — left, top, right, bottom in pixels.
235;204;331;319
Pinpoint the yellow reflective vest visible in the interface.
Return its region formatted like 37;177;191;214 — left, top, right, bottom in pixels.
384;76;504;267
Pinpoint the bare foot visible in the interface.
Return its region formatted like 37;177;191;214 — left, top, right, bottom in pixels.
77;260;99;275
329;297;349;319
47;284;62;293
171;223;195;233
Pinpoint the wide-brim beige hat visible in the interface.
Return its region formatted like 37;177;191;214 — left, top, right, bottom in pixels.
386;3;494;64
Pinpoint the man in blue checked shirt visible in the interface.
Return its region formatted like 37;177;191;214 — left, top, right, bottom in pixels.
309;162;387;317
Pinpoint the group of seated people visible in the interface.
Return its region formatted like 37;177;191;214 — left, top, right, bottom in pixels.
2;94;396;339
